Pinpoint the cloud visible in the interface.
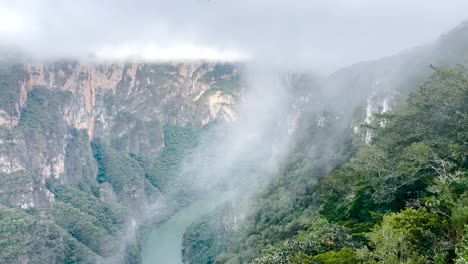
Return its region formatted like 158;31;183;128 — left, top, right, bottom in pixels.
94;44;250;62
1;0;468;70
0;7;26;35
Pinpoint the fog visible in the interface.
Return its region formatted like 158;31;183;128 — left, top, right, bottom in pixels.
141;65;295;220
1;0;468;71
139;66;301;263
1;1;467;262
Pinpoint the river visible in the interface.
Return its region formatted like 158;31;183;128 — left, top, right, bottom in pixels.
141;197;221;264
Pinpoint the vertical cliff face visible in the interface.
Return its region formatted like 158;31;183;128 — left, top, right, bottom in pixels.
0;60;242;263
24;63;240;133
0;61;241;209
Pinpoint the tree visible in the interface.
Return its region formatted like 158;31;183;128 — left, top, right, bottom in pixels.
310;248;360;264
456;225;468;263
358;211;426;264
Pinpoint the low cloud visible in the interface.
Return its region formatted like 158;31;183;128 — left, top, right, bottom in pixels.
1;0;467;71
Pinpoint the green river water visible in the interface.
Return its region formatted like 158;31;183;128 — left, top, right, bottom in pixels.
141;198;220;264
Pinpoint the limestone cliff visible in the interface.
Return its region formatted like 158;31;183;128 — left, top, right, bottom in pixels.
0;61;241;209
0;60;242;263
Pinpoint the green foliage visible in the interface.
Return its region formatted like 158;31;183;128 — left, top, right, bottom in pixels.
375;68;468;152
146;125;200;189
356;208;448;263
358;217;425;264
251;218;357;264
0;171;34;205
65;128;100;195
0;204;57;262
296;218;358;255
17;88;72;134
91;138;145;193
183;111;355;263
46;184;132;261
52;202;116;255
0;83;137;262
188;68;468;264
316;145;390;222
318;68;468;220
49;184;128;236
311;248;360;264
385;208;443;255
0;203;100;263
456;225;468;263
183;211;233;264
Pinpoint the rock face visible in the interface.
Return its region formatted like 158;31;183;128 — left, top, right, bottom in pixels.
0;62;241;210
1;20;467;264
0;60;242;263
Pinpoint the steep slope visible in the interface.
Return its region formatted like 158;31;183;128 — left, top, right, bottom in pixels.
0;60;242;263
181;21;468;264
324;19;468;135
247;66;468;264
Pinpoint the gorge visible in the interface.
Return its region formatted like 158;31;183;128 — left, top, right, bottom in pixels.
0;15;468;264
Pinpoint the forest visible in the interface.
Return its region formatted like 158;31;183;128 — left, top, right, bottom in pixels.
182;68;468;264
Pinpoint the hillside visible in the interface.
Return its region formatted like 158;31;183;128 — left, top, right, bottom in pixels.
0;17;468;264
181;21;468;264
0;60;242;263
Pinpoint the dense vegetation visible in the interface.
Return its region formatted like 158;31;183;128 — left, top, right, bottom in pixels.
0;56;245;263
145;125;201;189
92;139;145;194
0;75;140;262
1;34;467;263
0;204;101;263
17;88;72;135
183;207;235;264
183;68;468;263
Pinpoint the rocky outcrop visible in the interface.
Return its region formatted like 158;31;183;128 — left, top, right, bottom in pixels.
0;60;243;263
0;61;242;210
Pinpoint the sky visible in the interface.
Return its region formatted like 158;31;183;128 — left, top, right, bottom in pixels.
1;0;468;71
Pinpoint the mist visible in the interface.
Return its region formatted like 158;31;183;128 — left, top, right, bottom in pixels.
2;0;468;71
138;65;302;263
140;64;294;221
1;1;467;263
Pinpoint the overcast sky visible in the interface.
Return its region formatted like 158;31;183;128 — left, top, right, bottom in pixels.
1;0;468;71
